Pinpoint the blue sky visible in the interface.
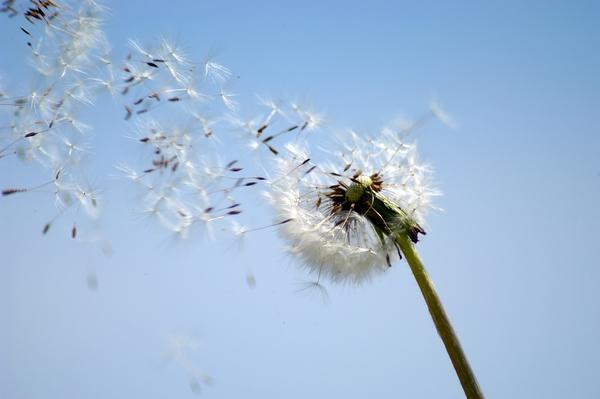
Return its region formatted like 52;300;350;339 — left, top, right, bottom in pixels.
1;1;600;398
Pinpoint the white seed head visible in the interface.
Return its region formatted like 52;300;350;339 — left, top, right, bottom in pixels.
267;126;439;284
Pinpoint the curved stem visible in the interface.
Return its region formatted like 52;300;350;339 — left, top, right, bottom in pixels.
395;234;484;399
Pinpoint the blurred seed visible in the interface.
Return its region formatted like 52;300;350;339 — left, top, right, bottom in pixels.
87;272;98;291
2;188;28;195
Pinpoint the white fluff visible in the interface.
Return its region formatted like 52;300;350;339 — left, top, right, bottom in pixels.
267;128;439;284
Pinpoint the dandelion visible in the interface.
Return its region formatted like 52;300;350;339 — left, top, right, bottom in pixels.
266;128;436;283
266;118;484;398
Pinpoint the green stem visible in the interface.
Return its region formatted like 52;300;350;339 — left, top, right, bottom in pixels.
395;233;484;399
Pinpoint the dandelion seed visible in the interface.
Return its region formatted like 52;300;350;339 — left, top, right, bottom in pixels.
219;90;237;111
257;124;268;136
295;278;330;304
204;59;231;82
2;175;57;196
245;273;256;288
87;271;98;291
430;100;457;128
164;333;214;394
257;96;285;126
2;188;27;196
128;39;153;59
291;101;324;132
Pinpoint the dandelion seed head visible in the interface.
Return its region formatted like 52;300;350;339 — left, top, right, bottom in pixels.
268;125;438;284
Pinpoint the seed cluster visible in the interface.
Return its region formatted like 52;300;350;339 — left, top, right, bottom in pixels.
1;0;107;237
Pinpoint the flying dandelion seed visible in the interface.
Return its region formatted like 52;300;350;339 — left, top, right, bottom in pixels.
295;278;330;304
86;271;98;291
164;334;214;395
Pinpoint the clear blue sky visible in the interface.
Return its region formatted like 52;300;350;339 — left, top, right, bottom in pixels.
1;1;599;398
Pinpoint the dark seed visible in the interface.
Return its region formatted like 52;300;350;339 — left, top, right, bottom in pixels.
257;124;268;136
2;188;26;196
304;166;317;176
